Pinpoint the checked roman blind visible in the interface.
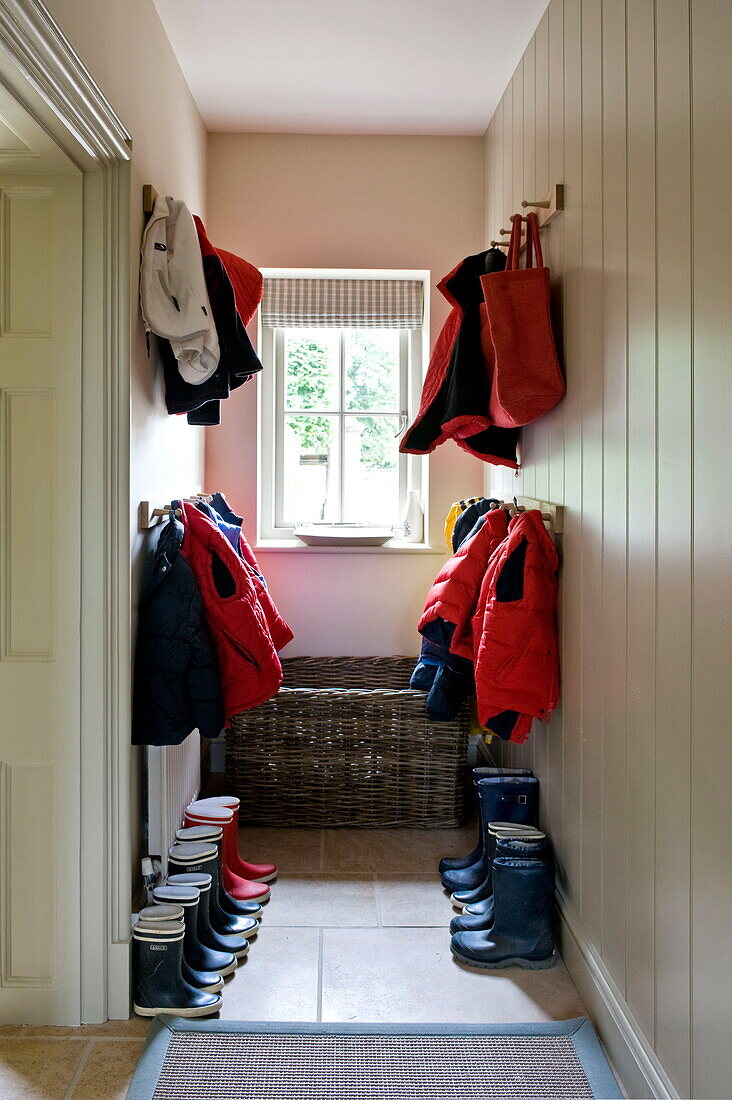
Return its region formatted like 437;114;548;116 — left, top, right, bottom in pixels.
261;277;424;329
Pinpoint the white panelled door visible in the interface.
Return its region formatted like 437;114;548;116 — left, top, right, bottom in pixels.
0;167;83;1024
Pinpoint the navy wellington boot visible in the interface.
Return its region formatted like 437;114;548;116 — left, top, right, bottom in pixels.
438;768;533;875
151;887;229;987
441;777;539;892
168;844;250;959
162;875;237;976
450;831;548;933
175;828;261;936
132;920;222;1017
451;836;556;969
450;823;545;908
138;903;224;992
174;824;263;920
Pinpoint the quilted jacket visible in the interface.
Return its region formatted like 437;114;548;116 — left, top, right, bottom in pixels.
419;507;509;659
132;516;224;746
471;509;559;733
179;502;284;724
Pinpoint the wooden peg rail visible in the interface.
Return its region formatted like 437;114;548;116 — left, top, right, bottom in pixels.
491;184;564;250
138;494;212;530
492;496;564;534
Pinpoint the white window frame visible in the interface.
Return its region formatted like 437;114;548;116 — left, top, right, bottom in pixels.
257;268;430;546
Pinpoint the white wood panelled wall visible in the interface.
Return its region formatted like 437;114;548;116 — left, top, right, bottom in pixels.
483;2;731;1097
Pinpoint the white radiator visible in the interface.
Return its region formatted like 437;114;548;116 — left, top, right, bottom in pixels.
146;733;201;859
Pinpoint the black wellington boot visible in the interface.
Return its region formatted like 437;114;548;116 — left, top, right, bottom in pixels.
168;844;251;957
441;777;539;893
132;920;222;1017
170;838;259;940
174;824;263;919
138;903;223;992
450;823;545;908
150;889;227;988
438;767;533;875
451;835;556;969
163;874;238;976
450;830;548;933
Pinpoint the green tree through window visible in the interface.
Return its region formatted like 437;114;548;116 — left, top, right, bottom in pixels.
286;331;397;468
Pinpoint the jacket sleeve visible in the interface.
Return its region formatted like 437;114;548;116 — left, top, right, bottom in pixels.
185;590;225;740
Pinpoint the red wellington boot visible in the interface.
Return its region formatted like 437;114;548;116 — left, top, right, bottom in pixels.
184;803;271;903
189;796;278;883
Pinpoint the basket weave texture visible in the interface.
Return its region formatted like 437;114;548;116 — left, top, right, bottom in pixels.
226;657;469;828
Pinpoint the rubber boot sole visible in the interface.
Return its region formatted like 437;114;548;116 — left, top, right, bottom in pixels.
199;977;224;992
214;958;238;977
133;996;223;1017
225;905;264;919
250;870;278;884
451;945;557;970
215;922;259;940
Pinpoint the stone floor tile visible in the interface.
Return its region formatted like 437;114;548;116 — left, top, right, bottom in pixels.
0;1038;87;1099
238;827;323;872
264;874;378;928
70;1039;145;1100
321;927;586;1024
323;824;478;873
23;1018;149;1039
218;927;320;1022
377;874;454;927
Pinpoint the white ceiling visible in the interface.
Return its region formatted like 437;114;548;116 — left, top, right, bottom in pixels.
152;0;548;136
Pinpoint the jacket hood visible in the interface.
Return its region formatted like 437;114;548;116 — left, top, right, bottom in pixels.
438;248;507;310
194;216;263;326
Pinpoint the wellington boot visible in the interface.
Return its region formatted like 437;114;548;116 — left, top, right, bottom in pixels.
132;920;222;1017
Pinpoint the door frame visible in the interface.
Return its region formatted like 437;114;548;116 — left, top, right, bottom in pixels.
0;0;133;1021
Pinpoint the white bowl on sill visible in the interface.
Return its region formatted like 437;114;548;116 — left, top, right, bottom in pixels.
293;523;394;547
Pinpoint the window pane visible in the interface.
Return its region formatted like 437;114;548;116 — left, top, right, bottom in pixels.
282;414;340;525
285;329;339;410
344;330;400;412
342;415;400;525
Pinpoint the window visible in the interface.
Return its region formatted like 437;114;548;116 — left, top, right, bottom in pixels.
258;271;428;543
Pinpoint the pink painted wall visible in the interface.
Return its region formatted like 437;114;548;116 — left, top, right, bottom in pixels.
204;133;486;655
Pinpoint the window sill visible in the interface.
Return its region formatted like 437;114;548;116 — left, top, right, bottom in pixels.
255;539;444;555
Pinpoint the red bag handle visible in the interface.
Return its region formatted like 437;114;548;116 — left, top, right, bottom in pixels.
525;211;544;268
505;211;544;271
506;215;523;270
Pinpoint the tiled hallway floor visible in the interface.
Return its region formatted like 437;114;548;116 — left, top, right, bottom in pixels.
220;825;586;1024
0;825;586;1098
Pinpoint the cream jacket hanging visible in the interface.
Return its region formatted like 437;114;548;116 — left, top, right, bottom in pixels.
140;194;219;384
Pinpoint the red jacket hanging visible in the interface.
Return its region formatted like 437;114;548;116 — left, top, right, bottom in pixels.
418;507;509;656
470;510;559;730
179;502;283;723
399;249;519;468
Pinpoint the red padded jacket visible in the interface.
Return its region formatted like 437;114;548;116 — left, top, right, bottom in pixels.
399;250;519;468
471;510;559;730
418;508;509;658
179;503;283;723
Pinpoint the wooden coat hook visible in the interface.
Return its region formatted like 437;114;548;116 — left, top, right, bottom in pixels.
519;184;564;229
142;184;159;221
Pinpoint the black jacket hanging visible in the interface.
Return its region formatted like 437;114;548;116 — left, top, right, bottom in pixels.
132;516;224;746
400;248;519;467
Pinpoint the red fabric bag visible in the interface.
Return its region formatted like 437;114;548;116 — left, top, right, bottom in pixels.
480;212;565;428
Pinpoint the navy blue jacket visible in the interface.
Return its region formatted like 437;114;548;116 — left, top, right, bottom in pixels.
132;517;224;745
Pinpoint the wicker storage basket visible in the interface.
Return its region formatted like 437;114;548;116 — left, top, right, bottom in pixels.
226;657;469;828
